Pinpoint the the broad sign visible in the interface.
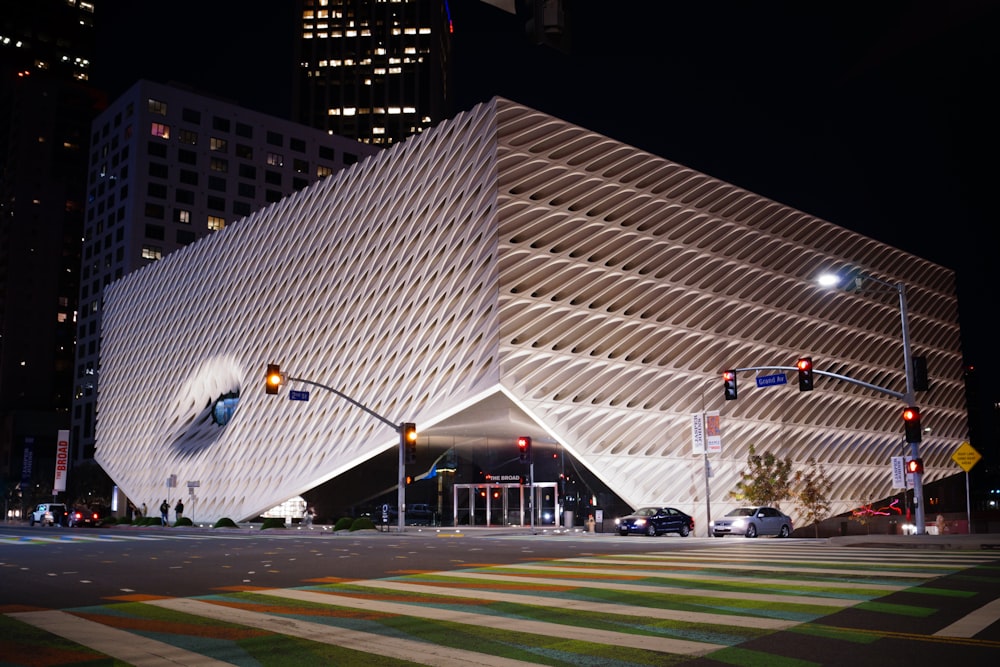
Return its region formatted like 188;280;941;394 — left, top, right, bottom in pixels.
756;374;787;388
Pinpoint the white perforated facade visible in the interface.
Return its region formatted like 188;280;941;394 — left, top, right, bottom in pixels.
96;97;966;527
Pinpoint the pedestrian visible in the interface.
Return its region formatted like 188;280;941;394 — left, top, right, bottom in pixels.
159;499;170;525
174;499;184;523
303;506;315;526
141;502;147;519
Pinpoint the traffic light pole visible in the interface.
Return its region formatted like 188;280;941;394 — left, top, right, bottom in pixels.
815;271;925;535
893;280;925;535
278;374;414;533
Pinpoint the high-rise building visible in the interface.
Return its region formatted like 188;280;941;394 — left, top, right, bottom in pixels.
69;80;380;464
292;0;452;145
0;0;99;499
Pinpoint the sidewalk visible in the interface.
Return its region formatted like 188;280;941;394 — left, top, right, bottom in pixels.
830;532;1000;551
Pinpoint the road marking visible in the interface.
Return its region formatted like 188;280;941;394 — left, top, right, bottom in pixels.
7;609;232;666
934;595;1000;638
344;578;796;629
507;560;908;590
437;570;857;607
257;587;725;655
147;597;544;666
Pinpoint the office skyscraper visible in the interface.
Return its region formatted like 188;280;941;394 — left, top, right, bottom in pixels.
292;0;452;145
0;0;99;494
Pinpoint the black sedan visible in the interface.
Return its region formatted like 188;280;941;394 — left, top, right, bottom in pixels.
616;506;694;537
67;507;102;527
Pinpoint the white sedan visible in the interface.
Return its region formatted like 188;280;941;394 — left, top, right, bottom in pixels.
710;507;793;538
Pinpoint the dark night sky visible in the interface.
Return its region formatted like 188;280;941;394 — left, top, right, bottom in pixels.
92;1;999;396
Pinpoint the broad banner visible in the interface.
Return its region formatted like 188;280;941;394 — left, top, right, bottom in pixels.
21;436;34;492
891;456;906;489
691;412;722;455
690;413;705;454
705;411;721;453
53;430;69;493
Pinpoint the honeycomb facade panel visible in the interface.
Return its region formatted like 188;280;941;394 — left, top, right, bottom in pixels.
96;98;965;528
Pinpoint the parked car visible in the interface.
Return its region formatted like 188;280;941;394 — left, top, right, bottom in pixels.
616;506;694;537
29;503;68;527
67;507;102;527
710;507;793;538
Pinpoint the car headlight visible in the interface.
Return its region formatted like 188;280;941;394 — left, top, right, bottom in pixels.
732;519;746;528
635;518;646;526
614;518;621;525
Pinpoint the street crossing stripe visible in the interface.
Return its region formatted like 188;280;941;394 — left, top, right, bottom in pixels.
6;609;233;666
335;578;797;629
146;597;561;666
238;587;727;655
435;570;857;607
934;596;1000;638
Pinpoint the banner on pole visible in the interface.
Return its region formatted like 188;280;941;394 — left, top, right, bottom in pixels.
890;456;906;489
705;411;722;453
690;413;705;454
53;430;69;493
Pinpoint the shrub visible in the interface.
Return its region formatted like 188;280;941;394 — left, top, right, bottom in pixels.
214;517;239;528
261;517;287;530
174;517;193;527
350;517;376;531
334;517;353;532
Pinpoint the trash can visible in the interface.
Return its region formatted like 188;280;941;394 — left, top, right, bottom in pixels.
563;510;574;528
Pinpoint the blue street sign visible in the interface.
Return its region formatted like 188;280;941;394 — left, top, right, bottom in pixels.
756;374;788;388
289;390;310;401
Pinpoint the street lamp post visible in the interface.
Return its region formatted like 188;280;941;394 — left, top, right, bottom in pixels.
818;271;925;535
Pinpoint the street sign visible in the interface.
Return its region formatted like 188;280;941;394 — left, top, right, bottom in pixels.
289;390;310;401
755;374;787;388
951;441;981;473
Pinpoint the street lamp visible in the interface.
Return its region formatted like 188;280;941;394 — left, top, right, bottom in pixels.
817;270;926;535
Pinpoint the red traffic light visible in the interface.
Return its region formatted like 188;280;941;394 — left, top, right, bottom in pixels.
517;436;532;463
902;406;922;442
265;364;283;395
796;357;814;391
722;370;737;400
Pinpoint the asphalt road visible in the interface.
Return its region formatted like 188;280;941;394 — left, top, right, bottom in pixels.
0;523;704;608
2;523;998;666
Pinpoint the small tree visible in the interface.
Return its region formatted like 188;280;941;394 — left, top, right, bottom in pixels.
795;459;832;537
728;444;794;507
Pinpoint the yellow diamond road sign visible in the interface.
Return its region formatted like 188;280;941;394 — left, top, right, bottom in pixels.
951;441;981;472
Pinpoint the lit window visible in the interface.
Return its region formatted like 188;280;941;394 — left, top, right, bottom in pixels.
150;122;169;139
343;108;356;116
147;98;167;115
210;137;228;152
207;215;225;231
316;165;332;178
266;152;284;166
141;245;162;261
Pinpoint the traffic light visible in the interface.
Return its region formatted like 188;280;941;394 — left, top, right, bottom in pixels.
722;370;737;400
906;458;923;474
902;407;922;442
796;357;813;391
402;422;417;464
517;436;532;463
265;364;282;395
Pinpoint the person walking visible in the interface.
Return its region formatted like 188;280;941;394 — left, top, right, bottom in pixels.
159;499;170;526
174;499;184;523
141;502;148;519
